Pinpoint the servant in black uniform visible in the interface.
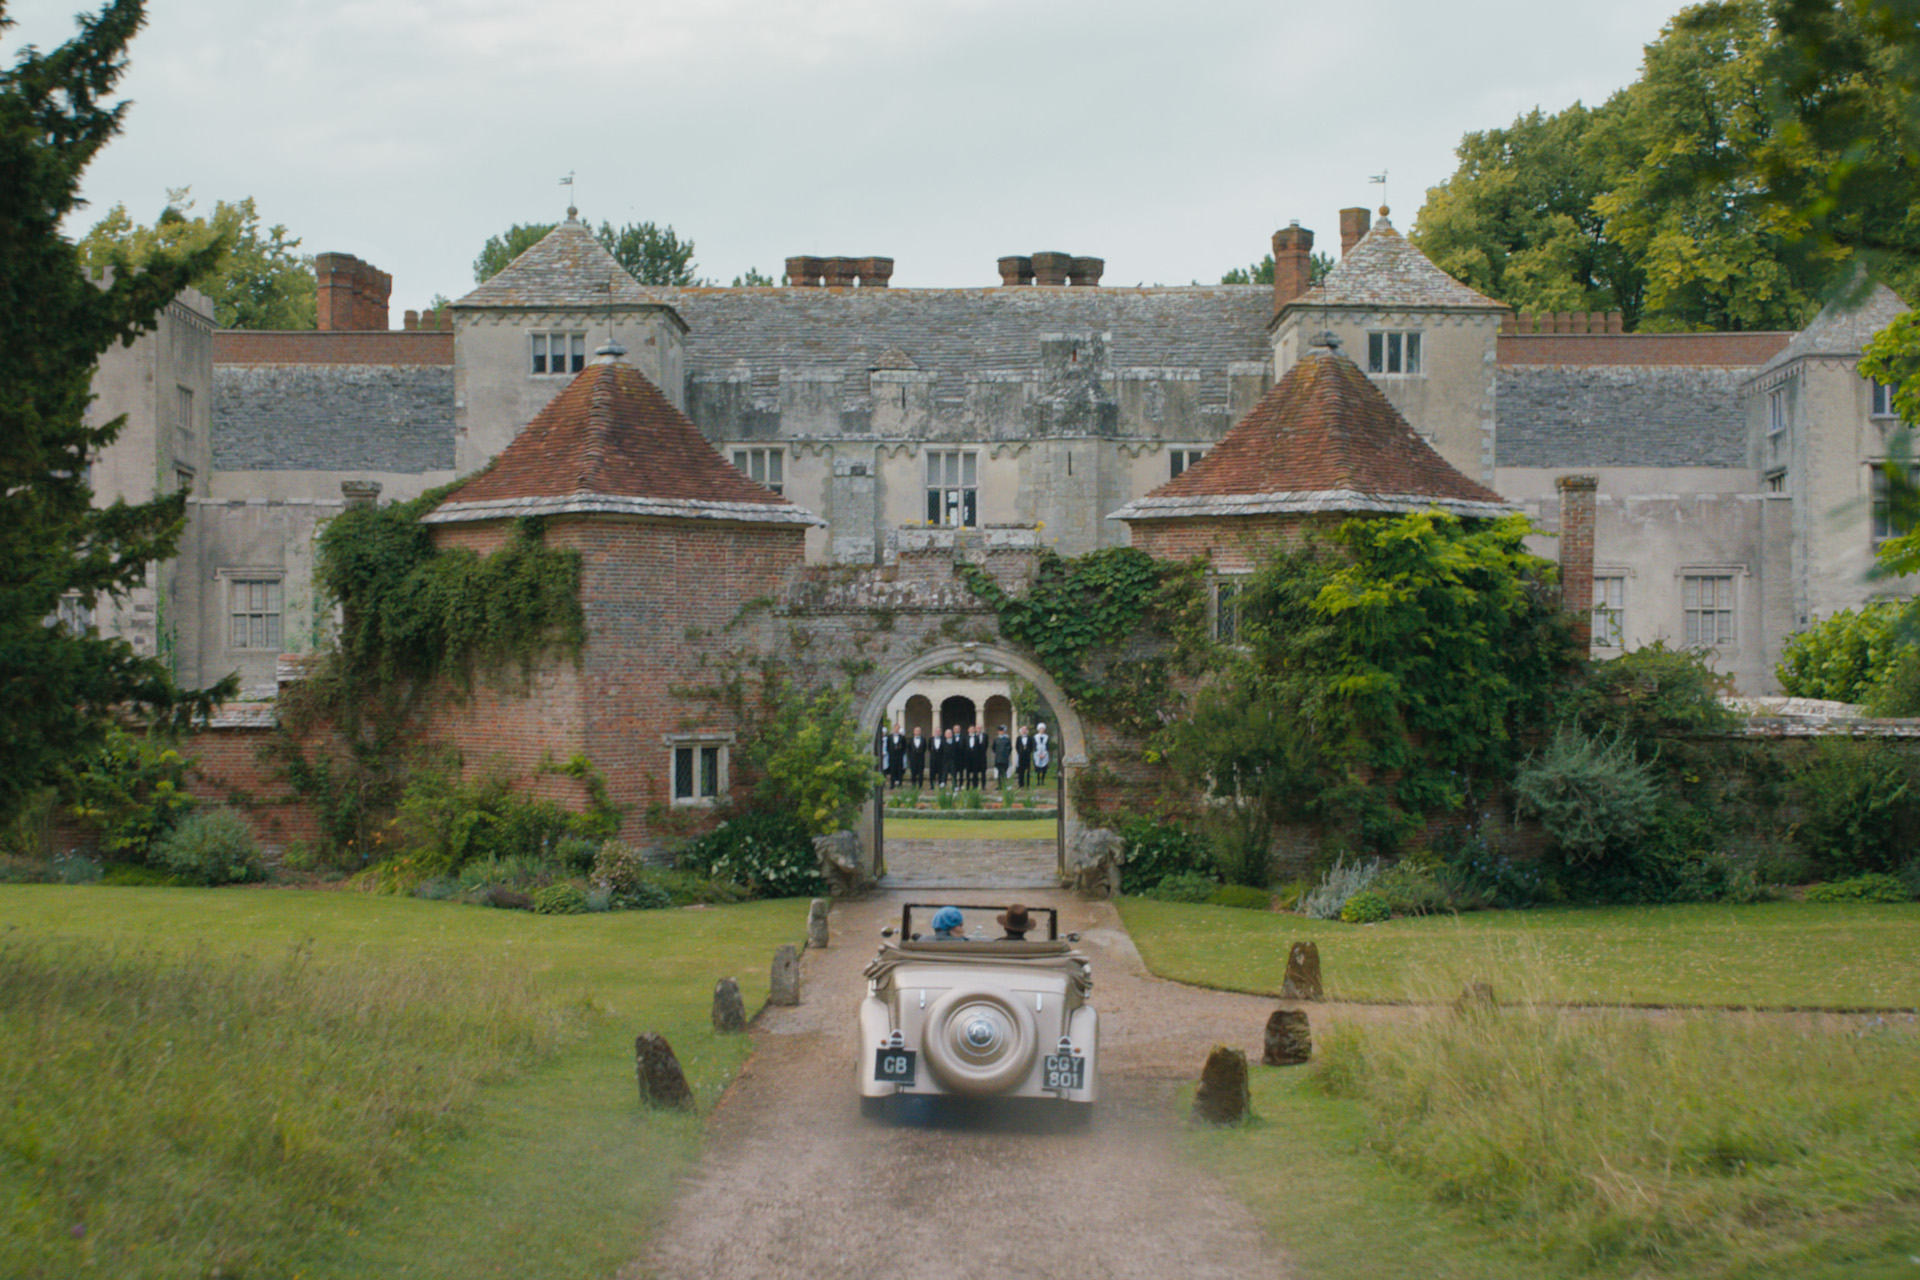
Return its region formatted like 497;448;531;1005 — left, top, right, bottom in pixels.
1014;725;1034;789
885;725;907;788
927;731;946;788
991;726;1013;789
967;726;987;789
906;728;927;787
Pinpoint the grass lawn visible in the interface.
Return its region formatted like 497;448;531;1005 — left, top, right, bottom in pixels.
1119;897;1920;1009
0;886;806;1279
885;817;1057;841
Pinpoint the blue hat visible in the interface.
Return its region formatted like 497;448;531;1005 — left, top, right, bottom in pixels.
931;906;964;933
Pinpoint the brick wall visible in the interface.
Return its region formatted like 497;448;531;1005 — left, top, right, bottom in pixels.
181;724;322;849
1497;331;1788;366
1555;475;1598;649
1126;513;1335;568
213;331;453;365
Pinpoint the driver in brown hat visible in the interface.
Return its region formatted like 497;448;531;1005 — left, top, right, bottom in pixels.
997;903;1037;941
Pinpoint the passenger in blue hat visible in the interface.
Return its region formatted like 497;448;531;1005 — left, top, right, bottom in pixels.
929;906;966;940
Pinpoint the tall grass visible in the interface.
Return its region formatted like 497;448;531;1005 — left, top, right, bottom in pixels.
0;935;582;1280
1314;999;1920;1274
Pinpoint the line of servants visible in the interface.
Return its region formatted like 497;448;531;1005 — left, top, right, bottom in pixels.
875;722;1055;790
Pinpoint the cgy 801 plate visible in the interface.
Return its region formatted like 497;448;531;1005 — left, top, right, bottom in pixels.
1043;1053;1085;1090
874;1048;917;1084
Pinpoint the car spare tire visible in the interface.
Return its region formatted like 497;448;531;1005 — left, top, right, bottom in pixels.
922;987;1039;1095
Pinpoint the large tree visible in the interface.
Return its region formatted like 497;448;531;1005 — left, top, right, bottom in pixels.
473;219;699;286
76;190;316;329
0;0;235;829
1414;0;1920;332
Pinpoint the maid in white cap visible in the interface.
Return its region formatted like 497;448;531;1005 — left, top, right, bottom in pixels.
1032;722;1052;784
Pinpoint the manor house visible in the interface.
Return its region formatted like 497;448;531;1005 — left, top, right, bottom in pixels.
79;207;1917;703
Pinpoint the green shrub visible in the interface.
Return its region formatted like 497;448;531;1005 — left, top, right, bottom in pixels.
615;881;674;910
391;763;615;875
1138;871;1220;903
1793;738;1920;875
62;726;197;860
742;679;873;836
553;835;600;873
1118;815;1212;892
1513;728;1659;864
52;851;102;885
1206;883;1272;910
1776;600;1917;703
531;882;587;915
413;877;458;901
1339;890;1391;923
678;808;824;898
454;855;565;894
589;838;654;896
1804;873;1912;903
149;809;264;886
100;863;177;887
1865;645;1920;716
583;887;613;912
1903;858;1920;900
1559;641;1737;748
1301;855;1382;920
1370;859;1450;915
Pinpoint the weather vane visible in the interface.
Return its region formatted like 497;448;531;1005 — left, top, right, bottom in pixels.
560;170;577;220
1370;170;1389;213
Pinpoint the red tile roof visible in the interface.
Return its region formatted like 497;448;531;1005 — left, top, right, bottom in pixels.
424;355;822;527
1111;341;1512;523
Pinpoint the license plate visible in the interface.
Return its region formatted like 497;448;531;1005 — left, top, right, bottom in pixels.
874;1048;917;1084
1043;1054;1085;1090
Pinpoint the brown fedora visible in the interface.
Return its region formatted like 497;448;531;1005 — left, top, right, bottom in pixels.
997;903;1037;934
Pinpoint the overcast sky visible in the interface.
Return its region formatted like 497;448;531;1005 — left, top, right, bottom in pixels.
7;0;1690;315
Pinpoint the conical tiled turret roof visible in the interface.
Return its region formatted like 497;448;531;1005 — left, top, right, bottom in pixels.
1284;213;1505;314
1110;339;1512;523
453;217;660;309
423;352;823;527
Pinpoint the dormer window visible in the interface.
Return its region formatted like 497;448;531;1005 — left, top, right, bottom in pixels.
1367;331;1422;376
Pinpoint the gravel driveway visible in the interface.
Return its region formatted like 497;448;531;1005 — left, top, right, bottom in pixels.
630;891;1305;1279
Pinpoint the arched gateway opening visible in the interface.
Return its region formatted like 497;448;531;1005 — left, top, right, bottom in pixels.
857;643;1088;887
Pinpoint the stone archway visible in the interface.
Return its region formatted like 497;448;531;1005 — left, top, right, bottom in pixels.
855;643;1090;883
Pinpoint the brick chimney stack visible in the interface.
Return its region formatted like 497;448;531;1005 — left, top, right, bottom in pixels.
1556;474;1599;649
1272;223;1314;311
1339;208;1370;258
315;253;391;330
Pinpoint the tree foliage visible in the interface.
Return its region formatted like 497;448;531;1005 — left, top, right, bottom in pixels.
77;189;315;329
473;219;699;286
1220;251;1333;286
1415;0;1920;332
0;0;236;831
1776;599;1920;701
741;680;872;837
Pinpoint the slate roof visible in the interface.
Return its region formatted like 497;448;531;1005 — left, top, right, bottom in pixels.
213;365;455;472
424;353;822;526
452;218;678;312
1756;282;1909;376
627;284;1278;407
1282;215;1505;315
1494;365;1752;468
1111;341;1513;522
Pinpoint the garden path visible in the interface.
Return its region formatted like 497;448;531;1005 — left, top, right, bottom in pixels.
629;891;1328;1279
879;836;1058;889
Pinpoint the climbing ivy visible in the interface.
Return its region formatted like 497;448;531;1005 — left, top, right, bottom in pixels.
956;548;1209;734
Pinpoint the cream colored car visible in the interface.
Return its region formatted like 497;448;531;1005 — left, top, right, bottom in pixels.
857;902;1098;1118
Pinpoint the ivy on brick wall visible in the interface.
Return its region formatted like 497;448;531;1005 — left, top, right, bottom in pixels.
956;548;1209;735
271;488;587;860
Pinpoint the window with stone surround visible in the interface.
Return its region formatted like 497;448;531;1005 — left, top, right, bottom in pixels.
227;577;283;651
1682;574;1735;648
1170;448;1208;479
531;331;587;376
1769;385;1789;437
1872;462;1920;543
1592;575;1626;649
55;593;90;636
1367;330;1422;375
925;449;977;527
1872;378;1901;419
732;447;784;495
671;742;727;805
1212;574;1247;644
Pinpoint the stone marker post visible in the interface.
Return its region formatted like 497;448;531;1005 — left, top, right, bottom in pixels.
1263;1009;1312;1065
711;977;746;1033
634;1032;694;1110
1280;941;1322;1000
1192;1045;1250;1124
807;899;830;949
770;944;801;1006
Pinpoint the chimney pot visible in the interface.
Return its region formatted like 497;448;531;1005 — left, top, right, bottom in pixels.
785;255;824;288
1031;251;1073;286
1339;207;1370;258
997;255;1034;287
855;256;894;288
1069;256;1104;287
1607;310;1625;334
823;256;858;288
1555;474;1599;650
1270;224;1315;312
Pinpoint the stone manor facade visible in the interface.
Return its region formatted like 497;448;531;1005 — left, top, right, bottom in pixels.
80;207;1918;705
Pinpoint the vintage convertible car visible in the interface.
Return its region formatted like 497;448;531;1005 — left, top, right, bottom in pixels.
857;902;1098;1117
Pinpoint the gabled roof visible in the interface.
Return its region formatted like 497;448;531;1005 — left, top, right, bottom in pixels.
1755;281;1909;377
1281;214;1505;316
452;218;676;312
423;353;823;527
1110;340;1512;523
